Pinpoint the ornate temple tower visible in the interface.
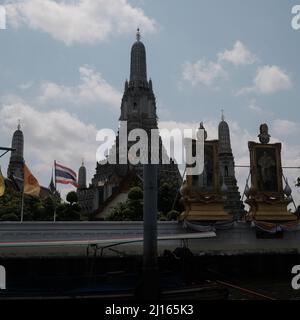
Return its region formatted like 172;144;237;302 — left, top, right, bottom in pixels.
7;121;24;180
77;161;87;190
119;28;158;134
218;112;234;177
218;112;245;218
83;30;181;217
77;160;95;214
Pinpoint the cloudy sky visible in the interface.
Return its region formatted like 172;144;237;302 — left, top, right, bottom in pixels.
0;0;299;205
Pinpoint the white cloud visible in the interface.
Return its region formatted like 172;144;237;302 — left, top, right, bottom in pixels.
237;65;292;95
247;99;263;114
39;66;122;109
182;59;225;87
6;0;157;45
255;65;292;94
183;42;292;98
235;86;254;96
272;119;300;137
218;41;257;66
19;81;34;90
182;41;257;88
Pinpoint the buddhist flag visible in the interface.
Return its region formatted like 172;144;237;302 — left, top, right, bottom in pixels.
0;167;5;197
24;164;40;197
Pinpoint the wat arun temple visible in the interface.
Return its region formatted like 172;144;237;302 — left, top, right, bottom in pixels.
75;30;245;220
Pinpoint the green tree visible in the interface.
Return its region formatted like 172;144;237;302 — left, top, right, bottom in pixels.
128;187;143;201
56;191;80;221
0;213;19;221
158;182;182;216
66;191;78;205
127;186;143;220
167;210;180;221
0;189;22;220
23;195;43;221
107;202;128;221
158;183;173;214
107;187;143;221
0;188;62;221
107;181;183;221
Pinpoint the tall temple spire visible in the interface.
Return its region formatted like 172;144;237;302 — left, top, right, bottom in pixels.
78;160;87;189
218;113;245;217
218;112;232;155
130;28;147;85
7;121;25;179
49;168;56;194
119;28;157;129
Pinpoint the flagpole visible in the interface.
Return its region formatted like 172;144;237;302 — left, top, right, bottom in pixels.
20;167;25;223
54;160;57;190
54;160;57;223
20;189;24;223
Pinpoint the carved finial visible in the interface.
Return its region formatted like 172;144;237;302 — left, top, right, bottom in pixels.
258;123;271;144
136;28;141;42
283;177;292;197
221;109;225;121
198;122;208;141
17;119;21;130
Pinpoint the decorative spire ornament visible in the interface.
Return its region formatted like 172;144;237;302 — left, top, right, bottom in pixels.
283;177;292;197
258;123;271;144
199;122;208;141
130;28;147;84
136;28;141;42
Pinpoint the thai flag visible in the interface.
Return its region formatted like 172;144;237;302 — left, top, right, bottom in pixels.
55;162;78;188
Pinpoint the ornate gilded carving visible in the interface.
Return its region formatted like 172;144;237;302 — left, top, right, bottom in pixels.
246;125;296;222
180;139;232;221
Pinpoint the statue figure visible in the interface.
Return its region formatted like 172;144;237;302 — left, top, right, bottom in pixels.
257;151;276;191
199;122;208;141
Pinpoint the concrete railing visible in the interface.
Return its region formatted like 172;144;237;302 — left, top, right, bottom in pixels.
0;221;184;242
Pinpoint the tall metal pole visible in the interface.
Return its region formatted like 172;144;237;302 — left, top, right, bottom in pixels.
53;162;57;222
53;160;58;222
142;164;159;299
20;190;24;223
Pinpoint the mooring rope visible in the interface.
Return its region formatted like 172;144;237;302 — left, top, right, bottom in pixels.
216;280;276;300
